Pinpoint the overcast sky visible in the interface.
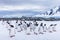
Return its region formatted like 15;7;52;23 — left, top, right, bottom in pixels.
0;0;60;17
0;0;60;11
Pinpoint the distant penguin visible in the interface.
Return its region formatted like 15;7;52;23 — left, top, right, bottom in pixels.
9;24;16;38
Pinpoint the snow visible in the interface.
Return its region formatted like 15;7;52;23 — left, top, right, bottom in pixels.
53;12;60;17
0;21;60;40
33;6;60;17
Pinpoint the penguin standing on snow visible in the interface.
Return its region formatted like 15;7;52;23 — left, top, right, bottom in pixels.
15;20;18;29
32;20;38;35
6;21;10;29
9;24;16;38
52;24;57;32
43;24;47;32
22;20;27;31
38;23;44;34
30;22;34;32
48;24;57;33
26;22;32;35
34;22;39;35
21;20;28;35
17;20;23;32
7;21;16;38
48;24;53;33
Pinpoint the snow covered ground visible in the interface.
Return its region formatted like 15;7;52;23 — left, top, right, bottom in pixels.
0;21;60;40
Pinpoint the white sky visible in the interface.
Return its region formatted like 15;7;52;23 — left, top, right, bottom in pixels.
0;0;60;11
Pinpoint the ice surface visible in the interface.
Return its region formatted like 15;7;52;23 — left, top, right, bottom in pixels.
0;21;60;40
